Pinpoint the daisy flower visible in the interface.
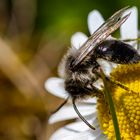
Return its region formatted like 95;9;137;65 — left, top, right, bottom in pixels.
45;6;140;140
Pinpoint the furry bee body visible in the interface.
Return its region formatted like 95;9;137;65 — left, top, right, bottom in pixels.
64;40;140;98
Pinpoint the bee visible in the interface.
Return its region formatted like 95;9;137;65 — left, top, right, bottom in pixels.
52;7;140;130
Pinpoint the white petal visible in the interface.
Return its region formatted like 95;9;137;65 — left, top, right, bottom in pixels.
71;32;88;49
49;104;97;124
109;62;118;69
82;97;97;104
88;10;104;34
92;118;100;127
75;114;99;128
138;48;140;54
50;125;79;140
93;79;103;90
64;120;93;132
44;77;68;99
50;118;101;140
50;125;102;140
120;7;138;49
50;129;94;140
97;59;113;76
95;134;108;140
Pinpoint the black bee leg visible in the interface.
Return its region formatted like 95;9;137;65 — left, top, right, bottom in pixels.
64;127;80;133
94;40;140;64
50;96;69;115
96;67;137;94
72;98;96;130
105;76;138;94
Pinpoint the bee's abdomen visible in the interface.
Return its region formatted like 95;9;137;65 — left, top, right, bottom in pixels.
95;40;140;64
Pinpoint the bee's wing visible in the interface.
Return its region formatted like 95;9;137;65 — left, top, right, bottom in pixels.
72;6;131;68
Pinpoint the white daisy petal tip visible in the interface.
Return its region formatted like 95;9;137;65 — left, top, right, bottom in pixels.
88;10;104;34
120;6;138;48
71;32;88;49
44;77;68;99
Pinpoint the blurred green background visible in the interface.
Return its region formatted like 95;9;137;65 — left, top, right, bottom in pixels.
0;0;140;140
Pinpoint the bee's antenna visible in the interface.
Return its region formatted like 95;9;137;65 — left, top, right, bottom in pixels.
51;96;69;114
72;98;96;130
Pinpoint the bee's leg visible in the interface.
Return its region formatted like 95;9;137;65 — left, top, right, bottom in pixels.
94;40;140;64
50;96;69;115
64;127;80;133
105;76;138;94
72;97;96;130
93;67;137;95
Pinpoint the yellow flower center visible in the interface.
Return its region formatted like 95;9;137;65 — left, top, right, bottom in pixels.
97;63;140;140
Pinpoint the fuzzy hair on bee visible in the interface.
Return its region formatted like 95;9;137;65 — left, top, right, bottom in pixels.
52;6;140;130
60;47;101;99
61;39;140;99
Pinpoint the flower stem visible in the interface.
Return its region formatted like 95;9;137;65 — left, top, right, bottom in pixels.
101;71;121;140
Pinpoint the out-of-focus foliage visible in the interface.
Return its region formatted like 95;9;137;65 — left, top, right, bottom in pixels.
0;0;140;140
